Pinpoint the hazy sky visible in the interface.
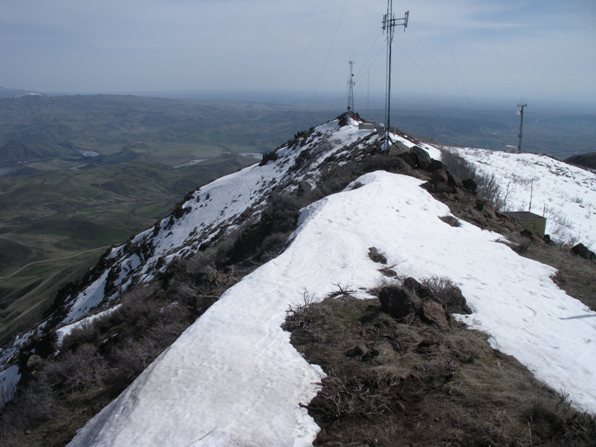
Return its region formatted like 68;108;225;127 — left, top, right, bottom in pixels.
1;0;595;107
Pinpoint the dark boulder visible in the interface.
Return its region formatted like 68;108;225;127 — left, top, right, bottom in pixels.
434;284;472;315
571;243;596;260
428;159;444;172
403;277;433;299
431;169;449;184
462;178;477;193
439;215;461;227
396;151;418;169
379;286;418;320
412;146;432;170
368;247;387;264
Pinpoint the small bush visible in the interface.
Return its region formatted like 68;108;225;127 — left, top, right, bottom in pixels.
440;149;475;182
44;344;107;394
476;172;504;209
440;149;504;209
259;151;278;166
422;276;472;314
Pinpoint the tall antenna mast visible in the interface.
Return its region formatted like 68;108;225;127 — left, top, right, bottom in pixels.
347;60;355;112
517;103;527;153
382;1;409;149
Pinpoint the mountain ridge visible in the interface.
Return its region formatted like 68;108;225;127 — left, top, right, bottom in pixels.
1;113;595;446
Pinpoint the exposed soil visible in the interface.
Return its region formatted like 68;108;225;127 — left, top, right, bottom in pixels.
285;294;596;447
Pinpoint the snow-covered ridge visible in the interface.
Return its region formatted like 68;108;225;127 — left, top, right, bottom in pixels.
68;172;596;447
0;115;381;388
447;146;596;251
3;111;596;445
61;117;377;325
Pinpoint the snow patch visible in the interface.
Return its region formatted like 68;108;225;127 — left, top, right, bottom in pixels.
449;147;596;250
56;305;122;346
0;365;21;406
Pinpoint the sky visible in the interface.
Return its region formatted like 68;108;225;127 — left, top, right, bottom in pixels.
0;0;595;108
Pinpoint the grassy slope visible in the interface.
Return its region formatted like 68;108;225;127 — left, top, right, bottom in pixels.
286;296;596;446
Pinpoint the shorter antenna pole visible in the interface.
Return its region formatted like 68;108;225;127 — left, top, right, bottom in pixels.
517;103;527;153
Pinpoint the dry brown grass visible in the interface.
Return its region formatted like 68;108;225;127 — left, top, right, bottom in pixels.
286;296;596;447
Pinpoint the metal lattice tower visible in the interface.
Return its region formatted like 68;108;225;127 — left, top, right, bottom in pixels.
517;103;527;153
347;61;355;112
382;0;409;149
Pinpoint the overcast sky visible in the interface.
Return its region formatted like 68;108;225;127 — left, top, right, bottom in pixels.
1;0;595;107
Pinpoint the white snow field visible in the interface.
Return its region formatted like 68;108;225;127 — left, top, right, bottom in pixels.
448;147;596;251
69;172;596;447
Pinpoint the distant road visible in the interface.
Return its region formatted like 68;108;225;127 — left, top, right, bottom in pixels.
0;246;110;280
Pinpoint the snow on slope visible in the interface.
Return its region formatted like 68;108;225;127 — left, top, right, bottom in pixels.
448;147;596;251
0;365;20;403
69;172;596;447
61;118;377;325
56;305;122;346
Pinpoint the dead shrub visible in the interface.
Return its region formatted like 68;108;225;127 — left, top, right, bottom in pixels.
44;344;107;394
421;276;471;315
440;149;504;209
286;296;596;447
440;149;475;182
308;373;402;422
476;172;504;209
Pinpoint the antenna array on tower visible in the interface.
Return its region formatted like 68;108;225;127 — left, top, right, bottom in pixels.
382;0;409;149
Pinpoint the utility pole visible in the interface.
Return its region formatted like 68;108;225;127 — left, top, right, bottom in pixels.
347;61;355;112
382;1;409;149
517;103;527;153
